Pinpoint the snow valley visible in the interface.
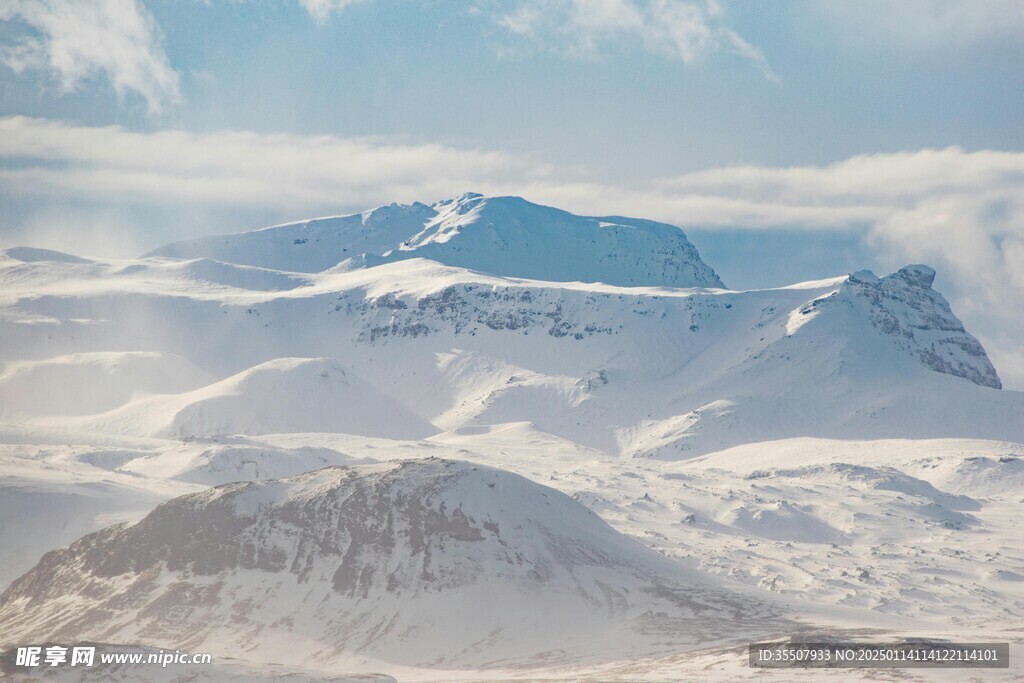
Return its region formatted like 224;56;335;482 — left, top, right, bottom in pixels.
0;193;1022;681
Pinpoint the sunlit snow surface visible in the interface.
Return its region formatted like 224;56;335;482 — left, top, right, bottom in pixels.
1;195;1022;680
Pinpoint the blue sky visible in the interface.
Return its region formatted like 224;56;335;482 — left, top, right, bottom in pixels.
1;0;1023;386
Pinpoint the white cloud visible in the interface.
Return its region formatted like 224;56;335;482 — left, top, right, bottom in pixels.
490;0;778;80
1;117;1021;387
0;0;180;114
296;0;366;23
659;148;1024;206
0;116;553;209
2;119;1020;234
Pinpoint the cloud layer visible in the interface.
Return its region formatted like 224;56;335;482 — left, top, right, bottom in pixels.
0;116;550;207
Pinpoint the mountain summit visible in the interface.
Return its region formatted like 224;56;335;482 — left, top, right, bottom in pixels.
146;193;724;288
0;459;773;667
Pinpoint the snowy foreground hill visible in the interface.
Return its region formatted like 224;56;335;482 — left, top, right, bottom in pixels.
0;194;1022;681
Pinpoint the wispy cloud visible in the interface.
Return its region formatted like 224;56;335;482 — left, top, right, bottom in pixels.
1;116;1022;387
811;0;1024;48
0;0;180;114
296;0;366;23
489;0;779;81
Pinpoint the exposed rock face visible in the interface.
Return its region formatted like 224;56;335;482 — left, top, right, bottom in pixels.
844;265;1001;389
345;283;619;343
0;460;771;667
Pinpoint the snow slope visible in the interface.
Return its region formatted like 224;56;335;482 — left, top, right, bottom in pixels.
0;352;213;418
147;193;725;288
145;202;438;274
58;358;436;440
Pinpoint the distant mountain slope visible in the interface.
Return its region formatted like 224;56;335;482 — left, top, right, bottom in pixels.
62;358;436;440
0;352;214;418
145;202;437;274
146;193;725;288
0;459;778;668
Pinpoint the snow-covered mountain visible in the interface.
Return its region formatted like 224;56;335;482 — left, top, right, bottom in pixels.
1;194;1022;680
0;459;780;669
147;193;725;288
2;243;1016;456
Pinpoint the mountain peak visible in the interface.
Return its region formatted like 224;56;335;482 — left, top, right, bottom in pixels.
146;194;724;288
893;263;936;289
434;191;485;207
841;264;1001;389
380;193;725;287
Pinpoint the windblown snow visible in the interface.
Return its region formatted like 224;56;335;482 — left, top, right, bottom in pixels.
0;194;1021;681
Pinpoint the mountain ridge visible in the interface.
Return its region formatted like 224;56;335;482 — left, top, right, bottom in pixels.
145;193;725;288
1;246;1017;458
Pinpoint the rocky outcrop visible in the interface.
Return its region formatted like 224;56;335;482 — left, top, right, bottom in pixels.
844;265;1001;388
